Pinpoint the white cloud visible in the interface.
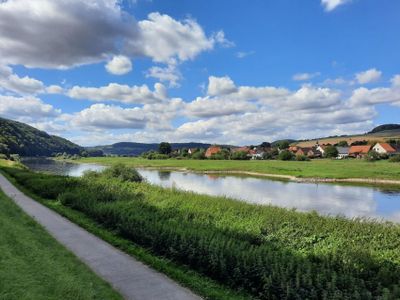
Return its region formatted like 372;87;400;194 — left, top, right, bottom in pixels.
105;55;132;75
292;72;320;81
0;1;227;69
129;12;226;64
0;65;44;94
236;51;255;59
67;104;147;129
67;82;167;104
146;65;182;87
355;68;382;84
0;95;60;120
207;76;238;96
321;0;352;12
45;85;64;94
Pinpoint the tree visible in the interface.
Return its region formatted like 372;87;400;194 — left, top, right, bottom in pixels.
159;142;172;155
337;141;348;147
276;140;290;150
260;142;271;148
278;150;294;161
231;151;250;160
324;145;338;158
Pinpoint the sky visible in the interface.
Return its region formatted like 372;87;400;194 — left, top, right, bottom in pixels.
0;0;399;146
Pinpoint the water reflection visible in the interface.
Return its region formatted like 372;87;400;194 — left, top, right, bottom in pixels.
22;158;400;222
138;169;400;222
22;158;105;177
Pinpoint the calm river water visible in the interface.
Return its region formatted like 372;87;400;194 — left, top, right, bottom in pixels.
22;158;400;222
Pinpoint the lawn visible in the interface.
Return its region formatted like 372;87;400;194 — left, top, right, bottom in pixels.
78;157;400;180
0;188;122;300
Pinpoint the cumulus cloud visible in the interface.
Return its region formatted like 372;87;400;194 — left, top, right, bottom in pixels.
146;65;182;87
292;72;320;81
0;65;44;94
355;68;382;84
0;1;228;69
321;0;352;12
67;82;167;104
105;55;132;75
67;104;147;129
207;76;238;96
0;95;60;120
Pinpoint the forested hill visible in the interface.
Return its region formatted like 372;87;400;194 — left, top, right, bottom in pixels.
88;142;212;156
0;117;82;156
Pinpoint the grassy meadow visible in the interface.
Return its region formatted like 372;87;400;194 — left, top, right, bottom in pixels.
0;189;122;300
2;163;400;299
77;157;400;180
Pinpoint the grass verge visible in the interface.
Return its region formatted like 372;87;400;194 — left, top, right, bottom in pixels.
0;189;122;300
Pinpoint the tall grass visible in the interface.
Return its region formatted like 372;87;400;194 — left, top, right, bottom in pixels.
3;165;400;299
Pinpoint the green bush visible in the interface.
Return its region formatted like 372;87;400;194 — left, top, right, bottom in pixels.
365;151;380;162
389;154;400;163
278;150;294;161
100;164;143;182
296;154;310;161
231;151;250;160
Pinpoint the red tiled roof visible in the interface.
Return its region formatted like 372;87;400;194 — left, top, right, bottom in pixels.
349;145;371;154
377;143;396;153
205;146;221;157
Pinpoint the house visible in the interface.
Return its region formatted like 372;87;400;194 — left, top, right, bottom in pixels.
188;148;198;155
349;145;371;158
336;147;350;159
316;144;329;156
372;143;397;156
232;146;250;153
205;146;221;158
296;147;322;158
288;146;299;153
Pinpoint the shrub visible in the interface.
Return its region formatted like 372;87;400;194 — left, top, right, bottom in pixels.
0;153;8;160
231;151;250;160
278;150;294;161
365;151;380;162
389;154;400;163
296;154;310;161
324;145;339;158
100;164;143;182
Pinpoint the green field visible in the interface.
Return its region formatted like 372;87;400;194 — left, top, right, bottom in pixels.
2;163;400;299
0;189;122;300
78;157;400;180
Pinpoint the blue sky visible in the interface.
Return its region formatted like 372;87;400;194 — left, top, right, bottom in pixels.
0;0;399;146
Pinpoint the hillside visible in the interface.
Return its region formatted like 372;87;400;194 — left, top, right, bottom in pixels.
295;124;400;147
88;142;212;156
0;117;82;156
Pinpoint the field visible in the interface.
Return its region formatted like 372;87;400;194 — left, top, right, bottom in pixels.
2;163;400;299
295;130;400;147
0;189;121;300
78;157;400;181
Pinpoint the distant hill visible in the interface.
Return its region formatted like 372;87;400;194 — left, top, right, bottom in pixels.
0;117;82;156
296;124;400;147
88;142;212;156
368;124;400;134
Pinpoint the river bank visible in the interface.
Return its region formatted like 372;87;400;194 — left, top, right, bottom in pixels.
73;157;400;185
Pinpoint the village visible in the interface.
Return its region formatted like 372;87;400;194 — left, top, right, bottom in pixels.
196;141;400;160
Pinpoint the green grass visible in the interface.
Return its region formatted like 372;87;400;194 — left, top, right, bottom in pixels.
77;157;400;180
2;164;400;299
0;189;122;300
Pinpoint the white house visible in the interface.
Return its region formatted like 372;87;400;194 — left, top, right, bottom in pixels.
336;147;350;159
372;143;397;155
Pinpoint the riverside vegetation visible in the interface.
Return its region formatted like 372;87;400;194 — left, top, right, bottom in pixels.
1;163;400;299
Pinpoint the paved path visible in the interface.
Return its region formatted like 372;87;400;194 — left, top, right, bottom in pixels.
0;173;201;300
